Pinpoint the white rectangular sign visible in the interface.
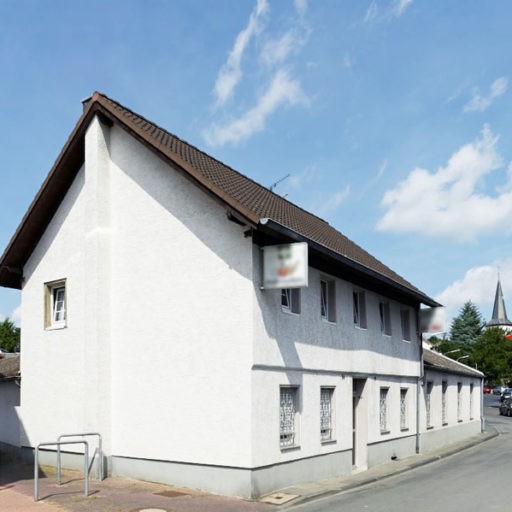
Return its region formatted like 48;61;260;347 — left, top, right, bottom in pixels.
419;306;446;334
262;242;308;289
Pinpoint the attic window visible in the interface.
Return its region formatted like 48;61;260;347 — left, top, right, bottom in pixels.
45;280;67;329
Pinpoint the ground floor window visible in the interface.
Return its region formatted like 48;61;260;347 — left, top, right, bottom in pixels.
400;388;408;430
320;387;334;441
442;381;448;425
380;387;389;433
280;386;299;448
426;381;433;428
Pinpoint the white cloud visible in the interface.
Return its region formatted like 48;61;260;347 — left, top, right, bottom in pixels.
204;70;308;146
376;125;512;242
294;0;308;18
435;260;512;326
364;0;412;24
213;0;269;107
261;30;299;68
464;76;508;113
289;165;317;189
11;305;21;327
316;186;351;216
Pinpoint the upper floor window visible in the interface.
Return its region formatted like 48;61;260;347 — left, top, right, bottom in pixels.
400;309;411;341
45;279;67;329
281;288;301;314
353;291;367;329
320;279;336;322
379;301;391;336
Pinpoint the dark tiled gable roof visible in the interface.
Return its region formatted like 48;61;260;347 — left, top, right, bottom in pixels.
0;92;438;306
423;348;482;378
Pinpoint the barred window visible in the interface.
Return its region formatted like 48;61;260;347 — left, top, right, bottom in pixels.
426;381;433;428
320;387;334;441
442;381;448;425
280;387;298;448
400;388;408;430
380;387;389;433
457;382;462;422
470;383;474;420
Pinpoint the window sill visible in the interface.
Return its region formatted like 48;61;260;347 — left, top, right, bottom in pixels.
45;324;67;331
281;309;300;316
321;318;336;325
280;444;301;452
381;333;392;338
400;428;409;432
354;325;367;331
380;430;390;435
321;438;337;445
426;426;434;430
442;422;448;427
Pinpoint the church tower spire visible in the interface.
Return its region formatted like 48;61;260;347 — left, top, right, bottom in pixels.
487;278;512;330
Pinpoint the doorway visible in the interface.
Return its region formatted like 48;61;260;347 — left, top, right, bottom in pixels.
352;378;368;470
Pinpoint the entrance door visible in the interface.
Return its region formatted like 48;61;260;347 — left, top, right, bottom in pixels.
352;378;368;470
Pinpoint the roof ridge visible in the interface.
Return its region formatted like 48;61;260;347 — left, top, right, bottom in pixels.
92;92;332;227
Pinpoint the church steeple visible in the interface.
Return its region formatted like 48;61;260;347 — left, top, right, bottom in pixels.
487;278;512;329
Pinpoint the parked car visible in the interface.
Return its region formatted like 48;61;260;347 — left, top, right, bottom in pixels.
493;385;507;395
483;385;493;394
500;388;512;402
499;398;512;416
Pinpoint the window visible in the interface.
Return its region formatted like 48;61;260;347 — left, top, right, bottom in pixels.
442;381;448;425
320;387;334;441
320;279;336;322
400;388;408;430
379;301;391;336
400;309;411;341
280;387;299;448
353;291;367;329
470;383;474;420
380;387;389;433
457;382;462;422
426;381;433;429
281;288;301;314
45;280;67;329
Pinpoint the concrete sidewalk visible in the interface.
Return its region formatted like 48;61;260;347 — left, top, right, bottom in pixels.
0;428;498;512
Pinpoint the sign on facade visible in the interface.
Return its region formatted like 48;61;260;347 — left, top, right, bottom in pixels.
420;306;446;334
262;242;308;289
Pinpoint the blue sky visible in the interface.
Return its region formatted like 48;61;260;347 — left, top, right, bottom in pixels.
1;0;512;328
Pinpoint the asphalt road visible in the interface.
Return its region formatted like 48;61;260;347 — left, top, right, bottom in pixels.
292;394;511;512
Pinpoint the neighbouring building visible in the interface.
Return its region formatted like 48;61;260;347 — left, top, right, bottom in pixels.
0;93;483;498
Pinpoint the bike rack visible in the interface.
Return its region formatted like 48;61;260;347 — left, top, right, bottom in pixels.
57;432;104;483
34;440;89;501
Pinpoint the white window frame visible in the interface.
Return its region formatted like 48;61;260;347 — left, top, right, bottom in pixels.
45;279;67;329
457;382;463;422
320;279;336;323
442;381;448;426
353;290;367;329
281;288;301;314
379;301;392;336
320;387;335;442
400;388;408;431
426;381;433;429
380;387;389;433
400;309;411;341
470;383;474;420
280;386;299;449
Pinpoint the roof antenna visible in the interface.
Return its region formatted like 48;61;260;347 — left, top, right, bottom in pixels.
269;173;290;192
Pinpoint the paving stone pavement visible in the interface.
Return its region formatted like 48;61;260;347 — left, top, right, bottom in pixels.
0;428;498;512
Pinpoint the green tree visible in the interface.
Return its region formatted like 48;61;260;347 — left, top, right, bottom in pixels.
449;301;485;345
0;318;20;352
471;327;512;384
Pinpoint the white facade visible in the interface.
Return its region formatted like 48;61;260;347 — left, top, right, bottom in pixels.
1;110;483;498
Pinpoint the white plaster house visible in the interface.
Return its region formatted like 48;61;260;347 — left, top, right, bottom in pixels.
0;93;483;498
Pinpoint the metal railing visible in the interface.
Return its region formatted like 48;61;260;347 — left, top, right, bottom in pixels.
57;432;104;483
34;440;89;501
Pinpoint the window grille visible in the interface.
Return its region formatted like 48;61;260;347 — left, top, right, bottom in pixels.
380;388;388;432
457;383;462;421
400;388;408;430
280;387;297;447
470;383;474;420
442;381;448;425
320;387;334;441
426;382;433;428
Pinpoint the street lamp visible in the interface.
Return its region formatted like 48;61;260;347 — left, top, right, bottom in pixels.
457;355;469;362
444;349;461;356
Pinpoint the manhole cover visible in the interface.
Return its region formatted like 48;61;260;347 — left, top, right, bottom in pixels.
260;492;299;505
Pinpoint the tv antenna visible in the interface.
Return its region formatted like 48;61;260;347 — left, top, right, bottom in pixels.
269;173;290;192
